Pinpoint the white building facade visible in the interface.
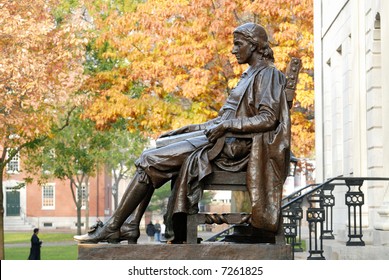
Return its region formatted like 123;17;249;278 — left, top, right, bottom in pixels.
314;0;389;245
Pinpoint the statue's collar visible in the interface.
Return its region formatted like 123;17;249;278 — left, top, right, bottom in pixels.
242;60;270;79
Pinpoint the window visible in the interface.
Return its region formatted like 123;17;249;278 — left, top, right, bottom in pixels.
6;150;20;173
77;183;88;209
42;184;55;209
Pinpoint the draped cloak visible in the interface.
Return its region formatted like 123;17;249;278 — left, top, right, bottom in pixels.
162;61;291;238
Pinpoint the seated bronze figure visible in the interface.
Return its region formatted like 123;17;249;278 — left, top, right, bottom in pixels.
74;22;291;244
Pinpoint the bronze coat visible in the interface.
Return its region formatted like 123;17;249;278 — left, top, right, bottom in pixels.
164;61;290;236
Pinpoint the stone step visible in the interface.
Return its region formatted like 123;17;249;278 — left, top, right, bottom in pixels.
4;216;34;231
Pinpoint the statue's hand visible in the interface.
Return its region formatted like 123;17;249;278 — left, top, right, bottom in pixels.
205;121;231;143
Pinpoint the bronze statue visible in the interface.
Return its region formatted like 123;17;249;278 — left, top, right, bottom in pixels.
74;22;291;244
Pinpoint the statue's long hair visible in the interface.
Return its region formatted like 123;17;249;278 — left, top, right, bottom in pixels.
233;22;275;63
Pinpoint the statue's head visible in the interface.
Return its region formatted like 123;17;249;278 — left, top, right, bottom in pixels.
233;23;274;62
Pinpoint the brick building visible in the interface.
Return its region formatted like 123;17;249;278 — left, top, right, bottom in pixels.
3;152;113;231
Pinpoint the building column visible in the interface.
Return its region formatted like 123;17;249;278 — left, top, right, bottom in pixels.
375;1;389;232
351;0;367;177
314;0;324;182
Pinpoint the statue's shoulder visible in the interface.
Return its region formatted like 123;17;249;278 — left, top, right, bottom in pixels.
256;63;286;82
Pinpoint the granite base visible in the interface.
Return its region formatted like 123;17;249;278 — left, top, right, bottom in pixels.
78;242;293;260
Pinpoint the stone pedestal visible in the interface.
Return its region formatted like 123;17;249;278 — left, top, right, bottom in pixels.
78;243;293;260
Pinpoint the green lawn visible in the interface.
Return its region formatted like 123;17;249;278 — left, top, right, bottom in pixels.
5;245;78;260
4;231;78;260
5;231;75;244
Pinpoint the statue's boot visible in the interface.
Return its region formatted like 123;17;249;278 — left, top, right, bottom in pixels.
73;221;121;244
119;186;154;244
74;174;151;243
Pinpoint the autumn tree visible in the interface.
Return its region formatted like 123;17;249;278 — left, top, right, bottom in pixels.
82;0;314;158
61;0;150;210
0;0;89;259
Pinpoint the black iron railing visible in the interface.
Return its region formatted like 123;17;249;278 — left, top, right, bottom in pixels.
204;225;235;242
201;176;389;259
281;183;318;254
281;176;389;259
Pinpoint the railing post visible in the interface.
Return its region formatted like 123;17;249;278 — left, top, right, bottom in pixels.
283;208;297;259
344;178;365;246
306;189;326;260
283;192;304;252
321;184;335;239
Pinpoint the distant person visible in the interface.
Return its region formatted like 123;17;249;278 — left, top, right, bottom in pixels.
154;220;161;242
28;228;42;260
160;223;166;241
146;221;155;242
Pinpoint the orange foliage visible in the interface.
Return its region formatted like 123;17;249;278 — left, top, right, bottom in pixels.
83;0;314;157
0;0;89;150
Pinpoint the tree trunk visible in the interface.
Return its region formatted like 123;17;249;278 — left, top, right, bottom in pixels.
113;181;119;210
70;179;82;235
231;191;251;213
76;204;82;235
76;180;82;235
84;178;89;232
0;166;5;260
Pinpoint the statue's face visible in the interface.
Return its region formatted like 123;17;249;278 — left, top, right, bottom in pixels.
232;33;254;65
